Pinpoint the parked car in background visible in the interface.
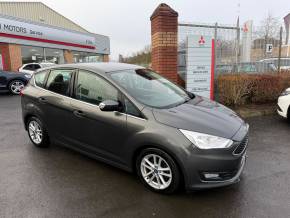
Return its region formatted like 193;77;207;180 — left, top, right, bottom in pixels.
216;62;276;75
21;63;249;194
277;87;290;120
19;62;55;75
0;70;31;94
258;58;290;70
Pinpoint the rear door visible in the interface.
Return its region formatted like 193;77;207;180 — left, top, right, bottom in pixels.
68;69;128;163
39;68;75;142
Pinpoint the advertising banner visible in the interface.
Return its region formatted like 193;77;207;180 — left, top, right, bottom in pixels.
0;15;110;54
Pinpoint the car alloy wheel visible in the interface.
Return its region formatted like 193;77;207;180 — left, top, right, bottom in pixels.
9;80;25;95
28;120;43;144
140;154;173;190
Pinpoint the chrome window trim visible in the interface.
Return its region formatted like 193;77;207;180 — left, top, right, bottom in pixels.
33;76;147;121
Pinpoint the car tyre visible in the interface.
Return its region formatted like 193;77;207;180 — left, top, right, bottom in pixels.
27;117;50;147
8;80;25;95
136;148;181;194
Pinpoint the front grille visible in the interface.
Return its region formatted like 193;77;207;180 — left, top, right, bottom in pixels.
233;135;249;155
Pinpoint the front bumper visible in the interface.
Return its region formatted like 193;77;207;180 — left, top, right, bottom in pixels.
277;96;289;118
183;123;249;191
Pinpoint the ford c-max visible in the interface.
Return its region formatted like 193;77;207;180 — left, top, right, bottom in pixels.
21;63;249;194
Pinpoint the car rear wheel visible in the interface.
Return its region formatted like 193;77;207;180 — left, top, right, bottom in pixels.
9;80;25;95
27;117;50;147
136;148;181;194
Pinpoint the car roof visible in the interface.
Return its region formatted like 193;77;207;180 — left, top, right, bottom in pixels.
42;62;145;74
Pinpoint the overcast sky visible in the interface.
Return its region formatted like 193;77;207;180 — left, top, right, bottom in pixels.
11;0;290;60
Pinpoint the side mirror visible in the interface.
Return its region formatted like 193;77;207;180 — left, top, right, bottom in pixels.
99;100;121;112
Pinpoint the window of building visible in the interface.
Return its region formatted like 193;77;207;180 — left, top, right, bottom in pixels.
21;46;44;64
46;69;73;96
73;51;104;63
21;46;65;64
45;48;65;64
75;70;119;105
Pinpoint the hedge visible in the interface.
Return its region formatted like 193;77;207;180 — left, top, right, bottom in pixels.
217;72;290;106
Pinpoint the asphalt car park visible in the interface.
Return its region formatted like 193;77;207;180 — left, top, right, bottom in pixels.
1;94;290;217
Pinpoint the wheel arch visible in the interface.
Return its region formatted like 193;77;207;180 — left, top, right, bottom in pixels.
24;114;34;130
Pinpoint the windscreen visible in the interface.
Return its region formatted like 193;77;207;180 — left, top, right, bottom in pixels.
109;69;193;108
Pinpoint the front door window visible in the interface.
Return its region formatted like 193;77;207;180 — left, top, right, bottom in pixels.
75;70;120;105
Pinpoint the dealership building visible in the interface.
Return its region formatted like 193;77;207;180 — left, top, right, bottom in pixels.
0;2;110;72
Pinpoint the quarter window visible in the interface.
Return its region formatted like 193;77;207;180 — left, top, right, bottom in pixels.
75;70;119;106
46;69;73;96
125;98;142;117
34;70;48;88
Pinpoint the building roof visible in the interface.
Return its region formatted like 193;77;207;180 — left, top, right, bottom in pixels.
0;1;89;33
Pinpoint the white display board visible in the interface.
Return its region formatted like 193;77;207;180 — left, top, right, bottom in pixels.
186;35;214;99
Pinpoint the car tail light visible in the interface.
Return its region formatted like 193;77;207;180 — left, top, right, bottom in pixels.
20;89;24;96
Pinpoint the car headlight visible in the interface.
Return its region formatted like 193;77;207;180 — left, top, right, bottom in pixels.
24;74;32;79
280;89;290;96
179;129;233;149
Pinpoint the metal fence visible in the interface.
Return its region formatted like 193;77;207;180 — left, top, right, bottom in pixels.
178;21;290;80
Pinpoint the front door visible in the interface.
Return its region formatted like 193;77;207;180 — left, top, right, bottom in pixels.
68;70;128;164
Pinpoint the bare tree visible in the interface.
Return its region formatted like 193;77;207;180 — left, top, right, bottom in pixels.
259;12;280;39
255;13;281;57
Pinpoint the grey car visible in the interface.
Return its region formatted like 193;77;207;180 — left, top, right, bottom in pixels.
21;63;249;194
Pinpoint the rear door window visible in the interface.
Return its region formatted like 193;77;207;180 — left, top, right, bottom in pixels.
46;69;74;96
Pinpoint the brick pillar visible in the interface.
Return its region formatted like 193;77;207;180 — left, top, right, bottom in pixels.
150;3;179;84
64;50;74;63
0;43;22;72
103;54;109;62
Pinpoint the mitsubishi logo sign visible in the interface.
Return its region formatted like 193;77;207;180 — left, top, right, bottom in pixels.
198;36;205;45
243;23;248;32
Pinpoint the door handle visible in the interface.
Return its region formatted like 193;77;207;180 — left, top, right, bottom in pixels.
38;97;47;104
73;110;85;117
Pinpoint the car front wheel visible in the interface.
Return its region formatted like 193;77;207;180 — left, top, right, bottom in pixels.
136;148;181;194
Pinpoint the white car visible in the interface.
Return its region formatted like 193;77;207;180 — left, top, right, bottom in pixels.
277;88;290;120
18;62;55;75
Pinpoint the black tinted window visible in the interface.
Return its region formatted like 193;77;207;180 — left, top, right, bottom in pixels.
34;70;48;88
23;64;34;70
46;69;73;96
34;64;41;70
75;70;119;105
